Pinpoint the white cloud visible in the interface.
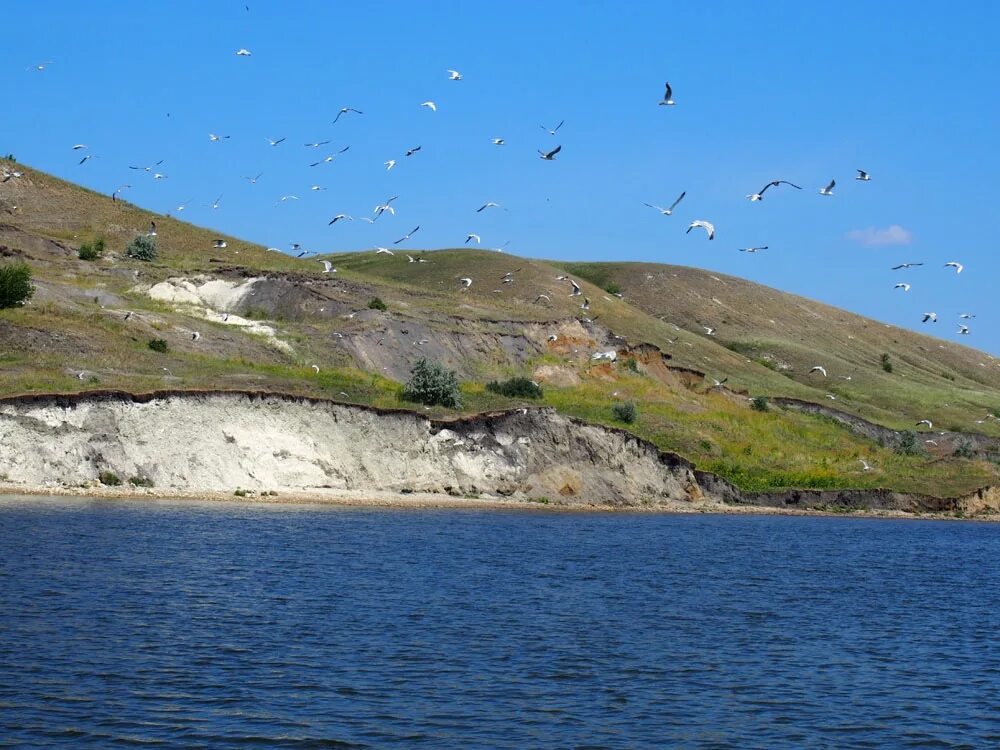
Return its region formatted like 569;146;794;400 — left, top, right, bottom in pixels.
845;224;913;247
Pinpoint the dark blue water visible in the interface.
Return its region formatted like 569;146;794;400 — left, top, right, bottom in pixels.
1;498;998;748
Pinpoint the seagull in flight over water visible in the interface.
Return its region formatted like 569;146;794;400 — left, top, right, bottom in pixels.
892;262;923;270
538;145;561;160
686;220;715;240
746;180;802;202
658;81;675;105
856;169;871;181
944;261;964;274
393;226;420;245
333;107;363;124
643;192;686;215
819;179;836;196
540;120;564;135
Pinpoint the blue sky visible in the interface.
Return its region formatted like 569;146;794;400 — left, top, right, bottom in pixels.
3;1;999;353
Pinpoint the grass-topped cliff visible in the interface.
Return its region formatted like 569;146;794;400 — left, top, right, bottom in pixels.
2;158;1000;497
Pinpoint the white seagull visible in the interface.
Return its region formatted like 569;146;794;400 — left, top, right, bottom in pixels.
819;179;836;196
320;261;335;273
420;101;437;112
859;459;871;471
447;69;462;80
491;137;505;146
746;180;802;201
922;312;938;323
894;283;911;292
384;159;396;171
208;133;230;142
540;120;564;135
686;220;715;240
332;107;363;124
328;214;353;225
212;239;227;248
477;201;501;212
809;366;827;376
465;234;481;245
266;137;286;146
538;145;562;160
944;261;964;274
892;262;923;270
375;247;395;255
739;246;768;253
916;419;933;429
459;277;473;289
958;325;970;335
393;227;420;245
643;192;686;215
235;48;252;56
856;169;871;181
658;82;675;106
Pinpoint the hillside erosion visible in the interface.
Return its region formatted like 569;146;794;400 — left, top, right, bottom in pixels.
0;390;996;515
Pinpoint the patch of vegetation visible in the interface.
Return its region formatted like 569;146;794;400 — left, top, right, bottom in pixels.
953;441;975;459
234;488;252;497
603;281;622;295
896;430;919;455
486;376;543;399
613;401;638;424
527;496;550;504
125;235;158;261
147;338;169;353
750;396;770;412
624;357;639;373
881;353;893;373
129;475;154;487
367;296;387;311
402;358;462;408
78;238;105;261
98;470;121;486
0;262;35;309
3;154;14;162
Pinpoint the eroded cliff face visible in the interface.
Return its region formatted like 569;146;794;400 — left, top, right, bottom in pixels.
0;391;996;515
0;391;701;506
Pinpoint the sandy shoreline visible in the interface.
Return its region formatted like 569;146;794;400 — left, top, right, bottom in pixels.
2;483;997;521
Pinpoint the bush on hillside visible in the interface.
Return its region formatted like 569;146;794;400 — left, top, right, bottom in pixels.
148;338;169;353
603;281;622;295
367;296;387;311
78;238;105;261
486;376;543;399
896;430;918;455
402;358;462;408
98;470;121;486
881;353;893;373
612;401;638;424
3;154;14;162
0;262;34;309
750;396;770;412
125;235;158;261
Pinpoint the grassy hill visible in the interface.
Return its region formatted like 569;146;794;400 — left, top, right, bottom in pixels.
3;157;1000;497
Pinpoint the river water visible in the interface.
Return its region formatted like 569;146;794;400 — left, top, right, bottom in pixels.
1;497;997;748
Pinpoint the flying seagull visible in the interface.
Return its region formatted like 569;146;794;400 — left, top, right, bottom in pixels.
922;312;938;323
746;180;802;202
243;173;263;184
459;277;472;288
540;120;564;135
72;144;88;150
420;101;437;111
658;82;675;106
211;195;223;210
78;154;97;165
916;419;933;429
213;239;227;248
310;146;350;167
235;48;252;56
191;332;201;342
393;226;420;245
959;313;976;319
328;214;353;225
569;279;582;297
894;283;911;292
304;140;331;148
406;146;422;157
266;136;286;146
686;220;715;240
384;159;396;171
332;107;363;124
447;69;462;80
27;61;54;72
375;247;395;255
643;192;686;215
892;262;923;270
958;324;970;335
320;261;335;273
465;233;481;245
819;179;836;196
491;137;505;145
739;246;768;253
477;201;501;212
944;261;964;274
859;459;871;471
208;133;230;142
856;169;871;181
809;366;828;376
538;145;562;160
129;159;165;172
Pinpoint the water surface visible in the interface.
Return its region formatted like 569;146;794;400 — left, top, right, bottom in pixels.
1;496;997;748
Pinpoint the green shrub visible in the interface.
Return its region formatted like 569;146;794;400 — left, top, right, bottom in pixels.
402;358;462;408
3;154;14;162
78;238;105;261
612;401;637;424
148;338;169;353
750;396;770;412
129;475;154;487
367;296;387;311
98;470;121;486
0;262;34;309
486;377;543;399
603;281;622;295
624;357;639;373
881;353;893;373
953;441;975;459
125;235;158;261
896;430;918;455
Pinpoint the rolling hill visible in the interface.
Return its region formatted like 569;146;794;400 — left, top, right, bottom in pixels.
2;157;1000;498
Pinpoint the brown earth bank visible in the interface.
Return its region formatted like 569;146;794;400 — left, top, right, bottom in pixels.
1;389;997;518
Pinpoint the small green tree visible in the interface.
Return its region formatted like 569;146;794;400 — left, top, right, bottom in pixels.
402;358;462;408
750;396;770;412
125;235;158;261
612;401;638;424
148;338;169;353
0;262;34;309
367;296;387;311
604;281;622;295
881;353;893;373
896;430;918;455
78;238;105;261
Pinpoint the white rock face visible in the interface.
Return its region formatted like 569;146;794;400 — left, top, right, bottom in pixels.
0;393;703;506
